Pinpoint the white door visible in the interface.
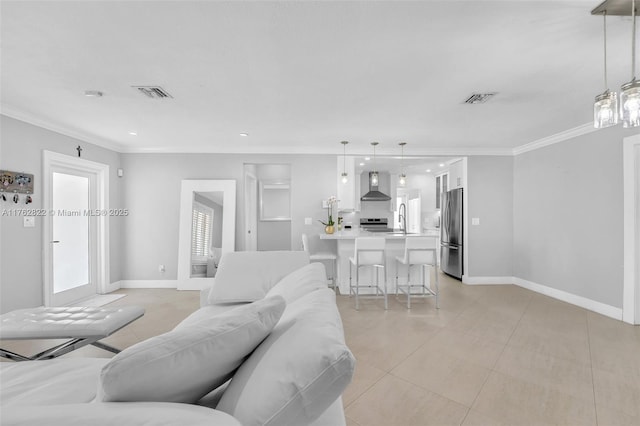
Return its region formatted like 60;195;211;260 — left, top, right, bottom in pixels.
50;169;96;305
244;171;258;251
43;151;109;307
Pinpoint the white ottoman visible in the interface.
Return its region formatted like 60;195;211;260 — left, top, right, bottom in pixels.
0;306;144;361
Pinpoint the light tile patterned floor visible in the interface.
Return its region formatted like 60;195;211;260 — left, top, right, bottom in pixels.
2;278;639;426
338;273;640;426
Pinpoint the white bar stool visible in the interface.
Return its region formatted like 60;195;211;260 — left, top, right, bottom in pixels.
349;237;387;310
302;233;338;290
395;236;439;309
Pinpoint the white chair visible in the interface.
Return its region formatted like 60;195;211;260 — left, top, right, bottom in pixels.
349;237;387;310
395;236;439;309
302;233;338;290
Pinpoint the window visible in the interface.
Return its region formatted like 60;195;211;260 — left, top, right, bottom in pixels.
191;202;213;261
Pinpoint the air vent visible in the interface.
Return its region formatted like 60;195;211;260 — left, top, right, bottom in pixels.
132;86;173;99
464;93;497;104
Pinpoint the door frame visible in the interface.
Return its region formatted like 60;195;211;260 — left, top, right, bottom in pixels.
244;169;258;251
623;134;640;325
42;151;109;306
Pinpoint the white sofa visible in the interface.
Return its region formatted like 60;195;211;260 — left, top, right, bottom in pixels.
0;251;355;426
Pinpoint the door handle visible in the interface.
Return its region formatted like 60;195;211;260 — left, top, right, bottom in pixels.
448;246;459;250
51;240;60;243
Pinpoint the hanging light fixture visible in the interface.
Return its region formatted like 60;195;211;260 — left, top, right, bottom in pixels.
340;141;349;184
398;142;407;186
370;142;379;186
620;0;639;127
594;10;619;128
592;0;639;128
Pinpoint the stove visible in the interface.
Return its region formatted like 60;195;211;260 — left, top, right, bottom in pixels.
360;218;394;233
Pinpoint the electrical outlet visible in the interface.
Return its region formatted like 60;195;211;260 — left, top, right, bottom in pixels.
472;218;480;226
23;216;35;228
304;217;312;225
159;264;165;273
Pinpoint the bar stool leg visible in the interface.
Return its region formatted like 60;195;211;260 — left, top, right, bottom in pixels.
434;263;440;309
355;265;360;311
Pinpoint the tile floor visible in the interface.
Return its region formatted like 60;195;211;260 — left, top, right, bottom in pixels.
1;276;639;426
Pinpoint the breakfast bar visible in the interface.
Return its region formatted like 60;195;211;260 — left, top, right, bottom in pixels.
319;230;438;295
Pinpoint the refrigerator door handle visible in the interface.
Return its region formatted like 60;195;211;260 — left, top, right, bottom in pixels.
448;246;459;250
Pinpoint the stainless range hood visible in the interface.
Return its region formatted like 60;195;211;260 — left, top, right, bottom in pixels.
361;172;391;201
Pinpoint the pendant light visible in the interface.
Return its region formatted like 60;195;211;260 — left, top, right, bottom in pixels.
370;142;379;186
594;10;619;128
340;141;349;184
398;142;407;186
620;0;640;128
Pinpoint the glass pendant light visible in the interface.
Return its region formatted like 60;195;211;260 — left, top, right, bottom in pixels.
594;10;619;128
340;141;349;184
620;0;639;128
370;142;379;186
398;142;407;186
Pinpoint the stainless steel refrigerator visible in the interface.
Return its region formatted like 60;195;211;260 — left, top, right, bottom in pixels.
440;188;463;280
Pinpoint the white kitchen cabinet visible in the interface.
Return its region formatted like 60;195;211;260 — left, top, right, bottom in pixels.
337;156;357;211
449;160;464;189
435;172;448;209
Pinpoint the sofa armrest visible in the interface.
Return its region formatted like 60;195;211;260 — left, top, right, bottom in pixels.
200;282;215;307
2;402;242;426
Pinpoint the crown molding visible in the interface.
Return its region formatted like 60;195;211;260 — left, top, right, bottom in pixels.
3;108;597;158
512;123;596;156
1;108;125;153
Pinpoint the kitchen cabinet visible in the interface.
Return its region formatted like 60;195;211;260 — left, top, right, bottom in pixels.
337;156;357;211
449;160;464;189
435;172;448;209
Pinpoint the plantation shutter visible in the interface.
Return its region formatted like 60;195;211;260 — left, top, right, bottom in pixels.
191;203;213;260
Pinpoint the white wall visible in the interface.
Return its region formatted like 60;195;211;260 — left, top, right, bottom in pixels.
513;125;635;309
466;156;514;278
120;153;335;280
0;116;123;313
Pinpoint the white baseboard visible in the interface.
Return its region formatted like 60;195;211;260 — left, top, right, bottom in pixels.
119;280;177;289
462;276;514;285
513;277;623;321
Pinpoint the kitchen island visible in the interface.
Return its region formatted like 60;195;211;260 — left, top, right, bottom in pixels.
320;230;438;296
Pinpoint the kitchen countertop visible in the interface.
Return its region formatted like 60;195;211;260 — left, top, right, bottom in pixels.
319;229;436;240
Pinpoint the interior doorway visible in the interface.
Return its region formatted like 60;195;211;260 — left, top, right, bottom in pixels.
43;151;109;307
243;163;291;251
623;134;640;325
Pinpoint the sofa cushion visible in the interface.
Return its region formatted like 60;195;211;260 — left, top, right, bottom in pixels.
217;289;356;426
1;358;109;406
208;251;309;304
265;262;328;303
98;296;286;403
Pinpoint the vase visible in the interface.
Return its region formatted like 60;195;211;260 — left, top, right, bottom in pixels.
325;225;335;234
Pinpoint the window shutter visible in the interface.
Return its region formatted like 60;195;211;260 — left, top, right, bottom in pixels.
191;203;213;260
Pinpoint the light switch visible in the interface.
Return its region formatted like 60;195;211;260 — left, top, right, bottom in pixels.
304;217;312;225
472;217;480;226
23;216;35;228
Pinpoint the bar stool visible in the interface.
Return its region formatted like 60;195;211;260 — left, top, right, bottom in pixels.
349;237;387;310
302;233;338;290
395;236;439;309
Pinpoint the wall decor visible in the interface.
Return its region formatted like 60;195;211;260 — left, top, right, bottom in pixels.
0;170;34;195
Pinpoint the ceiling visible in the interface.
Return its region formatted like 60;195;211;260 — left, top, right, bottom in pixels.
0;0;635;158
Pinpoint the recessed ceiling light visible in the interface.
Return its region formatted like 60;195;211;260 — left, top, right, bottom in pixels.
439;163;445;167
365;157;370;161
426;169;431;173
128;131;137;136
239;133;249;137
359;163;365;166
84;90;103;97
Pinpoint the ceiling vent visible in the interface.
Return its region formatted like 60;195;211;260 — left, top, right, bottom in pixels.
464;93;497;104
132;86;173;99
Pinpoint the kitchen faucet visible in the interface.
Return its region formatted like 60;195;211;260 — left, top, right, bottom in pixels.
398;203;407;234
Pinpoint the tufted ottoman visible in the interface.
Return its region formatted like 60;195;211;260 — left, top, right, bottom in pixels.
0;306;144;361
